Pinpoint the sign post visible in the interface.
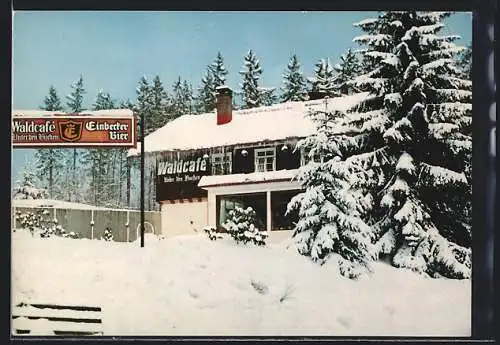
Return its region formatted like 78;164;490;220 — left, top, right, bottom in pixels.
140;112;145;248
11;109;144;245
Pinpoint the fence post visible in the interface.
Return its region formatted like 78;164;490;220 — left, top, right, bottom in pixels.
53;208;57;225
126;210;130;242
90;209;94;240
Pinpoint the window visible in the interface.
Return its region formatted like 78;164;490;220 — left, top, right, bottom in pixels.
271;190;300;230
254;147;276;172
217;193;266;230
211;152;232;175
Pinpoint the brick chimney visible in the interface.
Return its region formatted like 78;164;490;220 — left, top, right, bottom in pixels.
216;86;232;125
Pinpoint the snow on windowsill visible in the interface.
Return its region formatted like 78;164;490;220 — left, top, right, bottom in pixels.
198;169;298;188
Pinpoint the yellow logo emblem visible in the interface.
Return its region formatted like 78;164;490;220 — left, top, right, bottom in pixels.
58;120;83;142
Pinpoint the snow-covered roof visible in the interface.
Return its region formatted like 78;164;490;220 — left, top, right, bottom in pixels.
128;93;368;156
198;169;298;188
12;109;134;117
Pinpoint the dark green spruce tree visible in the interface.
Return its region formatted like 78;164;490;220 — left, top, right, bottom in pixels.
333;49;362;95
35;85;65;199
343;11;471;278
65;75;86;202
239;50;263;109
281;54;308;102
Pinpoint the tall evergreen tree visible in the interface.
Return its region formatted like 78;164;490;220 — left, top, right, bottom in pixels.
135;75;170;211
457;42;472;80
136;76;155;136
259;87;278;106
194;52;228;114
281;54;308;102
65;75;86;202
13;161;48;200
209;52;228;88
120;100;136;207
239;50;263;109
82;90;115;206
333;49;363;95
334;11;472;278
308;58;337;98
171;77;194;118
35;85;65;199
196;69;216;113
287;104;376;279
150;75;170;129
182;80;195;114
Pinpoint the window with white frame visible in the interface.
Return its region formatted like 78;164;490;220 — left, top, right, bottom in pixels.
255;147;276;172
211;152;232;175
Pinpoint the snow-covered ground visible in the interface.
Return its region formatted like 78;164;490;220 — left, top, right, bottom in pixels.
11;230;471;336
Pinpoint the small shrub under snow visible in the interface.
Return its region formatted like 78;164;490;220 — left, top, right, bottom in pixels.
15;210;78;239
222;206;268;246
203;226;223;241
102;227;114;241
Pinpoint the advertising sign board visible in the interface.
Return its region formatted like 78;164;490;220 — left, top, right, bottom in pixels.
12;111;137;148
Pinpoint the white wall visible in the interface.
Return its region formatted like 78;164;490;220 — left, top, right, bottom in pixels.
160;199;208;238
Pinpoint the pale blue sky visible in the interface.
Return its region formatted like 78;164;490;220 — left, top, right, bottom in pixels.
11;11;472;181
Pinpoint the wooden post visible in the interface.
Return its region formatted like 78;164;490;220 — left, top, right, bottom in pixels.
90;209;94;240
140;112;145;248
266;190;272;232
126;157;131;208
126;210;130;242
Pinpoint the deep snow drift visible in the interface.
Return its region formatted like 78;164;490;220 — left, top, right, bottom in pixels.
11;230;471;336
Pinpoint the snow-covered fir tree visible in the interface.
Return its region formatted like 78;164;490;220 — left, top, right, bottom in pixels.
239;50;263;109
332;11;472;278
92;89;114;110
35;85;65;199
136;76;155;136
119;99;136;207
171;77;194;118
65;75;86;202
182;80;195;114
131;77;161;210
333;49;362;95
287;103;376;279
196;69;216;113
149;75;170;130
259;87;278;106
457;42;472;80
308;58;337;99
281;54;308;102
209;52;229;89
66;75;86;113
223;206;268;246
13;163;48;200
82;90;115;206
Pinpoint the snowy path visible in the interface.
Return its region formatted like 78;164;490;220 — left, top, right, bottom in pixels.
11;231;471;336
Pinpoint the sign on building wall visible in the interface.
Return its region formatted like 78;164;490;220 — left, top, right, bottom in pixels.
157;157;208;183
155;151;211;201
12;112;137;148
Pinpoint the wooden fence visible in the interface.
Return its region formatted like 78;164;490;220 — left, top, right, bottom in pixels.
11;206;161;242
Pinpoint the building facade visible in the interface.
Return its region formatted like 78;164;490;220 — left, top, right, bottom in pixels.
129;87;365;240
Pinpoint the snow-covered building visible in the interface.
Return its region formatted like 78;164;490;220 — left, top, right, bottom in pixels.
128;87;366;238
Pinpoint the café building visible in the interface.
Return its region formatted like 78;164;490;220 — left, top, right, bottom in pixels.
128;87;364;240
